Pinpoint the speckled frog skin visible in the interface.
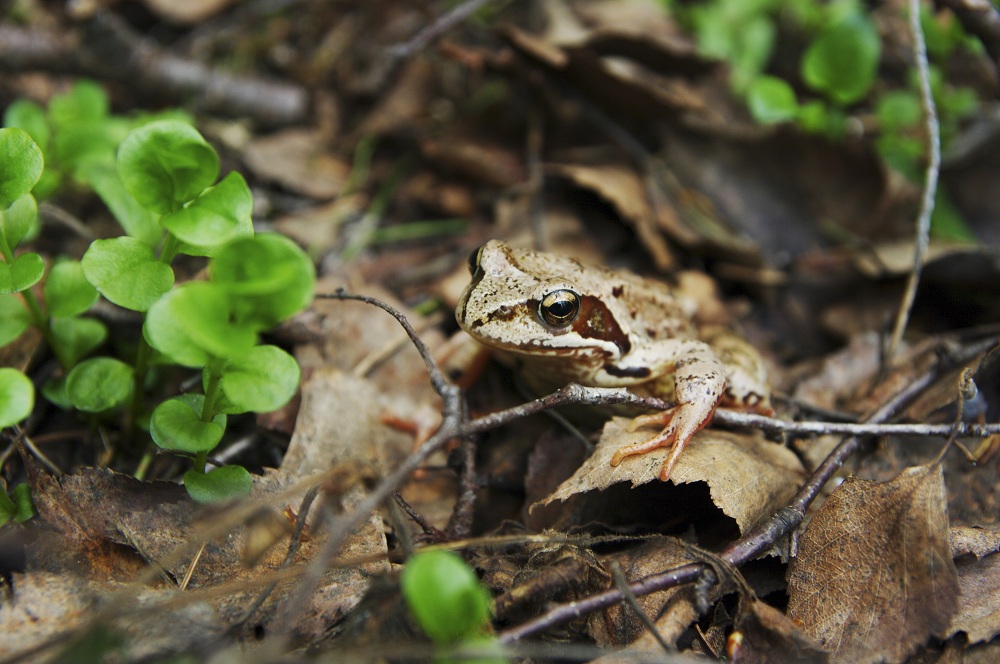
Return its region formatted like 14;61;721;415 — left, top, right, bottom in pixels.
455;240;772;481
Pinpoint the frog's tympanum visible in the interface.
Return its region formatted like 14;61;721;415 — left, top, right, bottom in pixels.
456;240;773;482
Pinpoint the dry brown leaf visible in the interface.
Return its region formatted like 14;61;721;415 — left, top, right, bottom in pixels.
141;0;235;24
591;537;699;651
947;552;1000;644
735;599;829;663
0;571;220;661
786;465;959;664
536;419;805;534
952;525;1000;559
244;129;348;199
546;161;676;269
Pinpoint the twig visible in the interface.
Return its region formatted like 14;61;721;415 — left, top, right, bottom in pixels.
388;0;499;60
0;14;308;126
267;293;464;639
497;336;987;643
610;561;675;654
886;0;942;359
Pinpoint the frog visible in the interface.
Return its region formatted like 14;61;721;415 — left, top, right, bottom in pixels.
455;239;773;482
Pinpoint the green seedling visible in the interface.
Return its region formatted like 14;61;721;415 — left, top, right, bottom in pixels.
1;88;316;504
401;550;506;663
0;481;34;525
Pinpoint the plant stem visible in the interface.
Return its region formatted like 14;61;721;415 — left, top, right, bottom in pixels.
193;450;207;474
201;358;223;423
159;232;181;265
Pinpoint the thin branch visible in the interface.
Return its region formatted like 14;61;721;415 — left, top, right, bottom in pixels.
0;14;308;126
388;0;499;60
886;0;942;358
497;336;987;643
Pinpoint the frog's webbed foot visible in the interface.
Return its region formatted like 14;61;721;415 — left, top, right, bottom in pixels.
609;344;726;481
610;400;719;481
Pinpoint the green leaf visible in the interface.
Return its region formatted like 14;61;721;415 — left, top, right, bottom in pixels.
10;483;34;523
66;357;132;412
50;317;107;367
217;345;300;414
41;377;71;410
3;100;50;151
81;237;174;311
150;394;225;453
876;90;922;132
210;234;316;330
48;80;109;128
401;550;492;645
183;465;252;504
118;121;220;214
0;490;14;526
0;193;40;249
45;259;99;317
0;127;44;209
801;13;880;105
144;282;257;367
0;368;34;427
0;295;30;347
162;171;254;254
81;162;162;246
747;76;799;124
0;253;45;294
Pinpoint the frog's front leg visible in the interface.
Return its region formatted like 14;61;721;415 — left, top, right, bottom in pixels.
608;340;726;481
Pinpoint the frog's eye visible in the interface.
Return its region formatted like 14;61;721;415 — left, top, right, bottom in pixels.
538;289;580;327
467;246;484;276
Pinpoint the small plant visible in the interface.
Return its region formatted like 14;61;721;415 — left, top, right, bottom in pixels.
401;550;506;663
1;87;315;504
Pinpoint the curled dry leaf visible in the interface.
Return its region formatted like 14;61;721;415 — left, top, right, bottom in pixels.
786;465;959;664
735;599;829;663
243;129;348;199
535;418;805;534
947;552;1000;644
951;524;1000;559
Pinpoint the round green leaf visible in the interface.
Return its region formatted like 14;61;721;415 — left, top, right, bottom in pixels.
66;357;132;412
150;394;225;453
0;253;45;294
0;294;31;347
802;13;880;105
401;550;492;645
0;127;44;209
1;193;39;249
50;316;107;367
217;345;300;414
3;100;50;151
11;483;34;523
183;465;252;504
144;282;257;367
48;80;109;128
82;162;162;246
0;368;34;427
118;121;219;214
747;76;799;124
41;376;71;410
162;171;254;251
210;234;316;330
45;259;99;317
81;236;174;311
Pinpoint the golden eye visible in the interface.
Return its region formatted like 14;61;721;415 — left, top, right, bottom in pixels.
467;246;484;276
538;289;580;327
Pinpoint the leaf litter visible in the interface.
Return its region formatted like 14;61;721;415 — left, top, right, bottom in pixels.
3;0;1000;661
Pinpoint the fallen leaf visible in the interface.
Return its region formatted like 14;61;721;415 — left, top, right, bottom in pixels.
735;599;829;663
142;0;236;24
536;420;805;534
244;129;348;199
952;525;1000;560
947;552;1000;644
786;465;959;664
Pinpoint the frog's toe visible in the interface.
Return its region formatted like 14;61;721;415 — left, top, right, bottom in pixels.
625;406;677;433
610;427;676;467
